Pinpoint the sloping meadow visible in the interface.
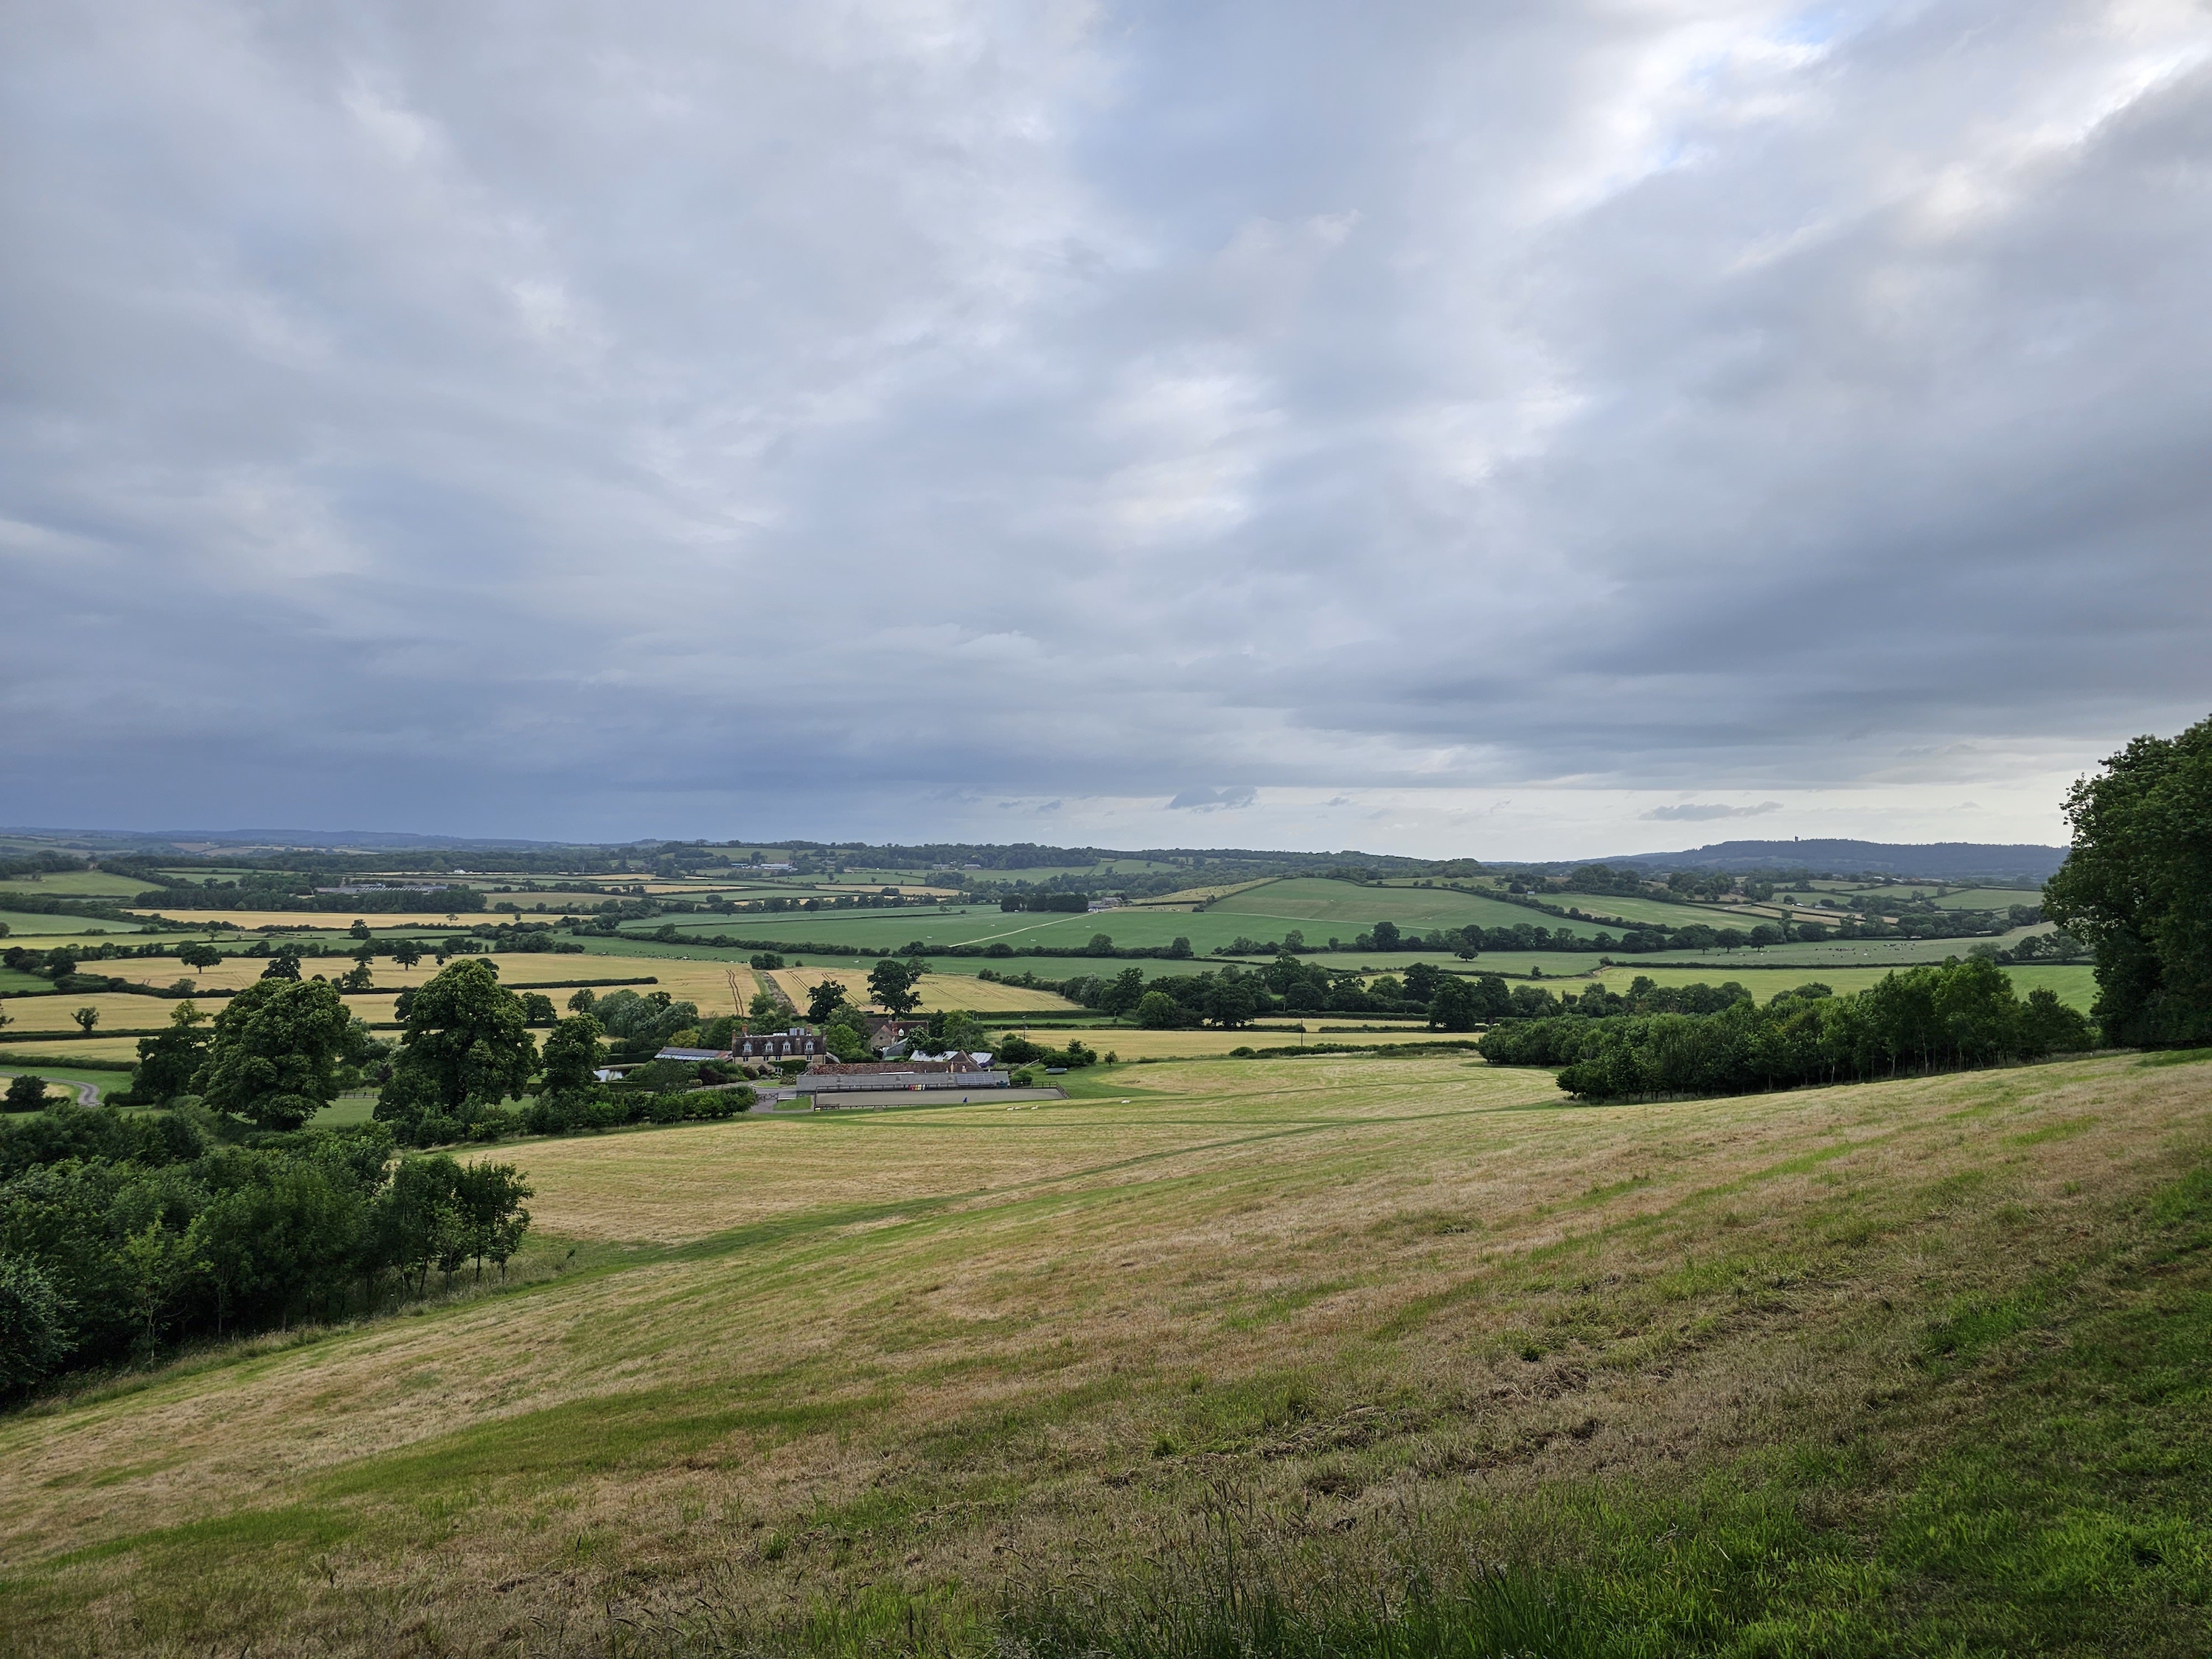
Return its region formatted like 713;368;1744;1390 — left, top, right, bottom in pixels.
2;1048;2210;1656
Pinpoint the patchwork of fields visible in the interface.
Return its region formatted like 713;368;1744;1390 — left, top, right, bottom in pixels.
3;1046;2208;1657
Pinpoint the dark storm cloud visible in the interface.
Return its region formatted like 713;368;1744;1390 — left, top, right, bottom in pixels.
3;0;2208;848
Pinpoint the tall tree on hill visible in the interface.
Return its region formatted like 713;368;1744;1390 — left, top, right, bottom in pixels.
867;957;924;1015
131;1004;212;1105
536;1013;605;1099
378;959;536;1127
805;978;849;1023
195;978;366;1130
2045;714;2212;1046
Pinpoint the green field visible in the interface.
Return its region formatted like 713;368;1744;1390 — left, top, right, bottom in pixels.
1540;891;1746;928
0;871;150;899
1209;877;1614;939
0;1062;120;1104
613;887;1516;955
4;1046;2211;1656
1926;886;2045;911
0;910;145;937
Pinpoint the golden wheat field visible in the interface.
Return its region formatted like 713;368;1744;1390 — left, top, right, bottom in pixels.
763;965;1082;1015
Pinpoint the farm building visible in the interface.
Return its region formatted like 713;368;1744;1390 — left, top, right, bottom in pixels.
734;1028;824;1062
796;1058;1008;1096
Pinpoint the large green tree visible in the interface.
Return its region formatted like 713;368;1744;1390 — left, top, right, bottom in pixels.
379;959;537;1124
2045;714;2212;1046
805;978;849;1023
536;1014;606;1098
867;957;924;1015
132;1003;212;1105
195;977;365;1130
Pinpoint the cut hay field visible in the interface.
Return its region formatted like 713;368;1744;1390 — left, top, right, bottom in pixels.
7;1046;2212;1657
0;992;220;1035
764;966;1081;1015
0;1033;141;1064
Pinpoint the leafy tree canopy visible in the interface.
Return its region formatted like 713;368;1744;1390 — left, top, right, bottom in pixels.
380;959;536;1121
2045;714;2212;1046
197;977;367;1130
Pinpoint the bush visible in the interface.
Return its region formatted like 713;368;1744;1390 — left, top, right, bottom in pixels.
467;1106;521;1142
682;1086;754;1119
0;1253;74;1394
645;1092;686;1123
4;1076;50;1113
580;1096;629;1132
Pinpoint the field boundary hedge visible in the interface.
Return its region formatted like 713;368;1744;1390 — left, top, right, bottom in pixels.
0;1051;136;1071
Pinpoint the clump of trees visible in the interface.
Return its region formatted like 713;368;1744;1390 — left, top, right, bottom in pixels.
2045;714;2212;1047
0;1106;531;1397
1479;958;2096;1100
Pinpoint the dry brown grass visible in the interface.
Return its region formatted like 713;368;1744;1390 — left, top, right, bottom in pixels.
2;1048;2207;1656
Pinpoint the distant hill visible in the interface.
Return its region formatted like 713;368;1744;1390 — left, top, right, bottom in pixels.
1576;839;2067;881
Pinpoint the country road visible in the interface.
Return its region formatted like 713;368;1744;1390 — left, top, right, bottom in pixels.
0;1071;101;1106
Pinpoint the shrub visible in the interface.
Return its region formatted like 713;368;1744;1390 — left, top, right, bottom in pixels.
4;1076;49;1113
580;1096;629;1132
682;1086;754;1119
0;1253;74;1394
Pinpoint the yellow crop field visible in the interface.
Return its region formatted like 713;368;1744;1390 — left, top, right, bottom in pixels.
765;964;1081;1015
122;909;493;930
0;1034;142;1064
0;993;215;1035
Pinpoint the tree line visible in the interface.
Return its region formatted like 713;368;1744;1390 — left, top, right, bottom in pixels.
0;1109;530;1397
1477;958;2096;1100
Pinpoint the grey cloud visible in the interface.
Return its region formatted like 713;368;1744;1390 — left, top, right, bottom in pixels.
2;1;2205;846
1641;801;1784;823
1167;786;1259;811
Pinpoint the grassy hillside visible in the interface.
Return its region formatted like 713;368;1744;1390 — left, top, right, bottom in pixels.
4;1047;2210;1656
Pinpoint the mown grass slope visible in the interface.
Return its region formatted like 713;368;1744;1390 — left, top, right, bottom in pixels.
1;1049;2208;1657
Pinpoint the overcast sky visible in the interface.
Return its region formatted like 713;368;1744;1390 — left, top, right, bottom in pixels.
4;1;2208;858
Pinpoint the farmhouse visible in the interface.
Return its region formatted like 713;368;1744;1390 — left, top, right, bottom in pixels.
734;1028;824;1062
